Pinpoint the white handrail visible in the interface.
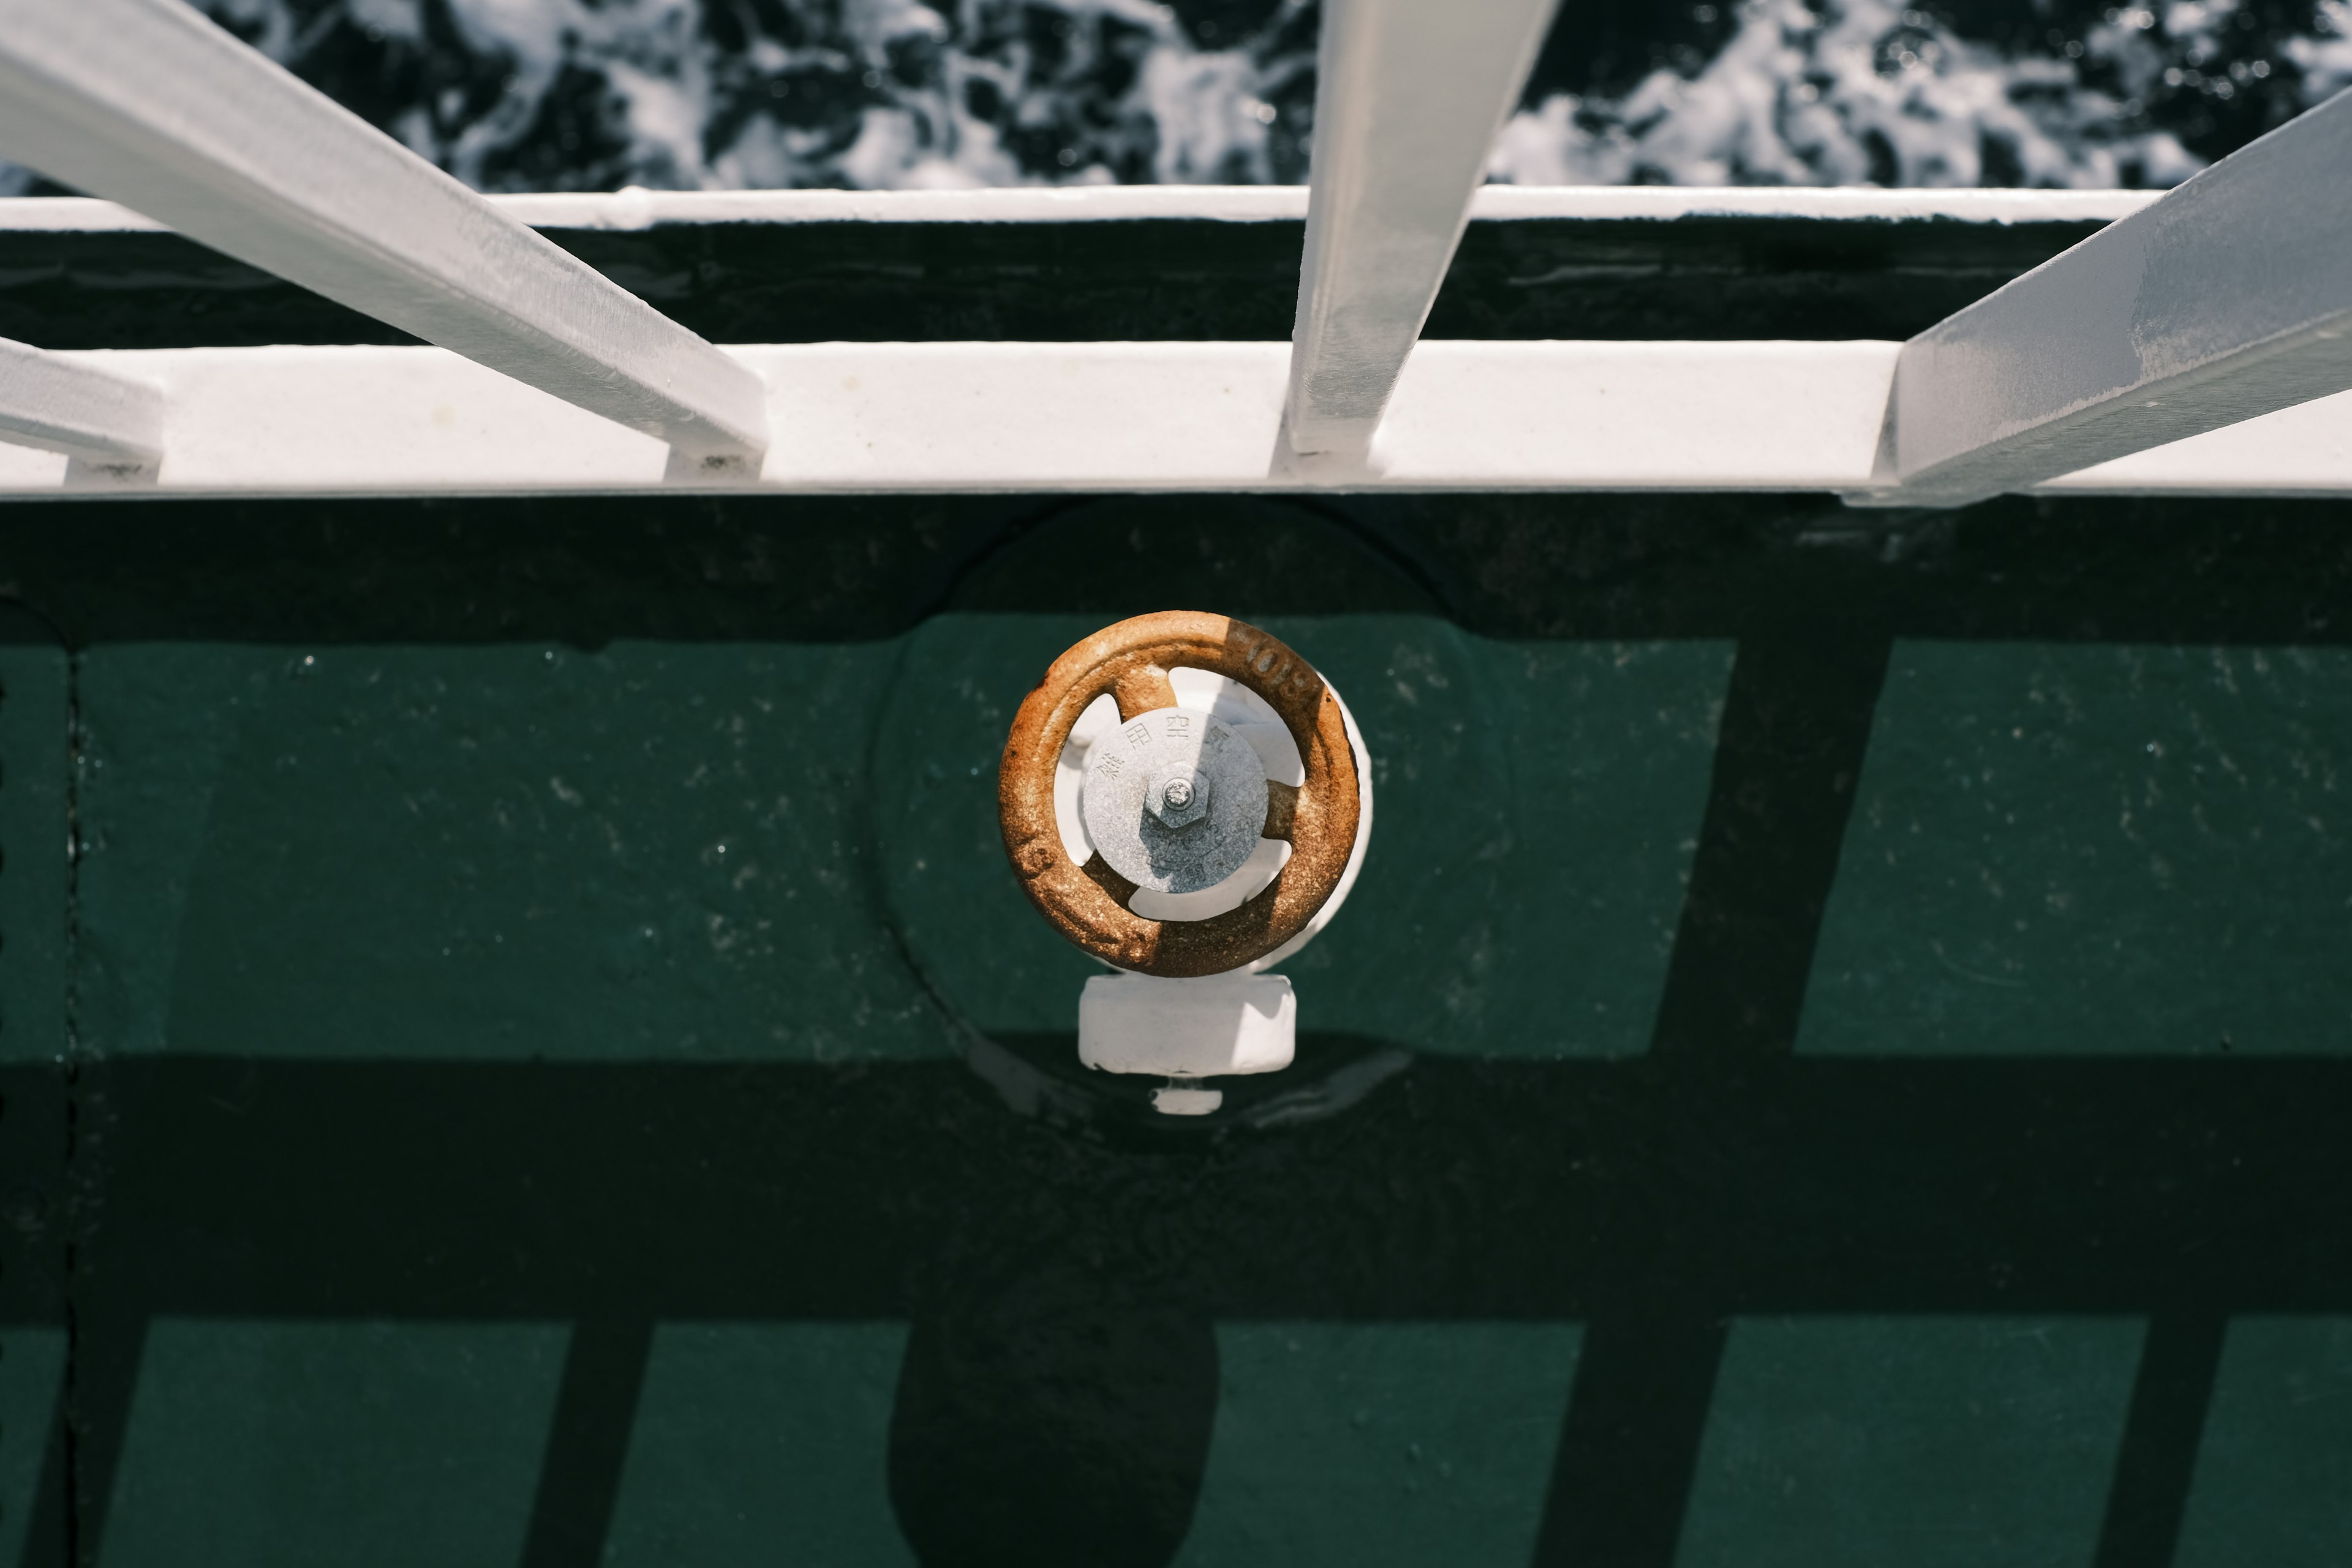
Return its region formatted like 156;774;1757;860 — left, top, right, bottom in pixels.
1284;0;1559;457
1869;88;2352;507
3;340;2350;500
0;337;162;467
0;0;767;462
0;339;1883;497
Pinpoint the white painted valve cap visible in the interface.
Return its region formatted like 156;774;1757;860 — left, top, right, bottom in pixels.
1079;973;1296;1080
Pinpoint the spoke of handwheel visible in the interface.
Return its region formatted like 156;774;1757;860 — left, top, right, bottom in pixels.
1262;780;1298;841
1112;665;1178;720
1080;852;1140;910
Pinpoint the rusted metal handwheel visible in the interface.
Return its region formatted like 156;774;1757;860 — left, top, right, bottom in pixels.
998;611;1363;979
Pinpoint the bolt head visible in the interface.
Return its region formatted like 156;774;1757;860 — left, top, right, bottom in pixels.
1145;765;1213;829
1079;710;1265;894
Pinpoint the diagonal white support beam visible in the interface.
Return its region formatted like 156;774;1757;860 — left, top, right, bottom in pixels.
0;336;162;467
1864;88;2352;508
0;0;766;461
1284;0;1559;457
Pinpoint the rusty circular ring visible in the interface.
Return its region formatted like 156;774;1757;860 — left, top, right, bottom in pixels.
998;611;1363;978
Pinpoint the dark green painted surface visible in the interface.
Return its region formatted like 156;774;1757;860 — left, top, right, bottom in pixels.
2173;1318;2352;1568
1175;1323;1584;1566
606;1322;911;1567
0;491;2347;1565
1806;643;2352;1056
76;641;938;1063
0;620;67;1071
1678;1317;2141;1568
0;1330;61;1568
103;1320;565;1567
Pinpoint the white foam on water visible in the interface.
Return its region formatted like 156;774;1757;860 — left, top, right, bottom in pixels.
2288;0;2352;95
1489;0;2209;187
0;0;2343;194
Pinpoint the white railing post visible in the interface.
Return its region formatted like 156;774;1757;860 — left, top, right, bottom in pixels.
0;0;767;463
1284;0;1559;458
0;338;162;469
1861;88;2352;508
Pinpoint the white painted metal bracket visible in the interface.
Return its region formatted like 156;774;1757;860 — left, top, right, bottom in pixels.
0;337;161;470
0;0;766;462
1858;88;2352;508
1284;0;1560;458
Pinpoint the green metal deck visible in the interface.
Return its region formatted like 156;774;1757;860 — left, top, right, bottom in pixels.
0;489;2346;1564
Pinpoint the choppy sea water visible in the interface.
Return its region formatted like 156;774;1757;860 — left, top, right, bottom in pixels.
10;0;2352;195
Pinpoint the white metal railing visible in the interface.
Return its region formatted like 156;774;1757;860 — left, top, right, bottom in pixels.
0;0;2346;503
1858;86;2352;508
0;0;766;465
1;334;2341;499
1283;0;1558;459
